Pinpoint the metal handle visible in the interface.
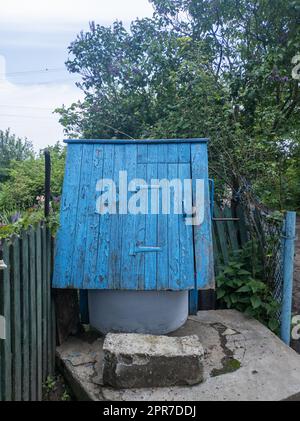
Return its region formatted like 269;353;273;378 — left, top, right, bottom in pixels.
129;245;162;256
134;185;161;193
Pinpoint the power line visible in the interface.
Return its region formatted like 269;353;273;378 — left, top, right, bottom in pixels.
0;77;80;85
0;104;54;110
1;67;66;77
0;113;58;120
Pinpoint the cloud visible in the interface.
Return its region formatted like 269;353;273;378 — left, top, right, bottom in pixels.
0;1;153;150
0;56;83;151
0;0;154;31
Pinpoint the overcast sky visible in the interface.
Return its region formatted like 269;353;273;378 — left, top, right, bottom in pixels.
0;0;154;151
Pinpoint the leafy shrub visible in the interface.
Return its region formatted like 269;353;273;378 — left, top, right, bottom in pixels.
0;143;65;212
216;243;280;333
0;198;60;240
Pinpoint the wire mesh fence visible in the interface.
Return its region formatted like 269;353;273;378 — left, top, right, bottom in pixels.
230;181;296;342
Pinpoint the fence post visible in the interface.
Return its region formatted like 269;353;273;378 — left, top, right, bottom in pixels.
281;211;297;345
44;150;51;219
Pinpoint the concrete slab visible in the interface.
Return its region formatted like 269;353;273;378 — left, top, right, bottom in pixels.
56;310;300;401
103;333;204;388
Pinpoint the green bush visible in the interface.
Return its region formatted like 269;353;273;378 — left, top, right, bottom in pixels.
0;144;65;212
216;243;280;333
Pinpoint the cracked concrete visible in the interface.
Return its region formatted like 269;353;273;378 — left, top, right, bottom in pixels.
56;310;300;401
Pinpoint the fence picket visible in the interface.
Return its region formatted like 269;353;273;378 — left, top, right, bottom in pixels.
36;224;43;400
21;231;30;401
214;206;229;264
41;224;48;381
0;240;12;400
224;206;239;252
28;226;37;400
47;229;54;375
11;235;22;401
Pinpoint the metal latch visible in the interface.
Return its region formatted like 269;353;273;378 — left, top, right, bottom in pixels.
129;244;162;256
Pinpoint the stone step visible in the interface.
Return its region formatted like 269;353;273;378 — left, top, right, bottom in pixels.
102;333;204;388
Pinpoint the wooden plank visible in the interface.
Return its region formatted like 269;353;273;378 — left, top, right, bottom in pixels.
108;144;126;289
137;143;148;163
65;138;209;145
178;143;190;163
28;226;37;400
144;161;158;290
51;291;56;376
21;230;30;400
35;224;42;400
120;145;138;289
167;163;180;290
214;206;229;265
190;143;215;290
147;144;158;163
0;240;12;400
156;162;169;290
11;235;22;400
96;144;115;289
133;161;147;290
41;224;48;381
178;163;195;289
49;234;55;375
83;145;104;288
212;217;221;273
156;144;168;163
52;144;83;288
167;144;178;163
236;203;248;246
71;144;94;288
224;206;239;252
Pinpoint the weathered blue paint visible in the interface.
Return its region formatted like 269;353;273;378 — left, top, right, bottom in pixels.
52;139;214;293
209;178;215;218
281;211;296;345
64;138;209;145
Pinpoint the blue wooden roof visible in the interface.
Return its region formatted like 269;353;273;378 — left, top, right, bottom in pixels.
64;138;209;145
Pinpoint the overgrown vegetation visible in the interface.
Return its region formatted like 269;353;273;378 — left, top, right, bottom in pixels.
216;242;280;333
43;375;72;401
56;0;300;211
0;129;33;183
0;142;65;212
0;139;63;239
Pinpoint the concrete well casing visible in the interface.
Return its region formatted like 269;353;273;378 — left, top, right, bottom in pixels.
88;290;189;335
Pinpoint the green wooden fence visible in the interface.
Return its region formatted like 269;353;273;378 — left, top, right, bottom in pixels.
0;222;55;401
212;204;248;274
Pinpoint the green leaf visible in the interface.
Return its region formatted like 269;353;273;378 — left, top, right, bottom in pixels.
268;319;279;333
237;285;251;293
250;296;262;309
217;288;226;299
237;269;251;276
